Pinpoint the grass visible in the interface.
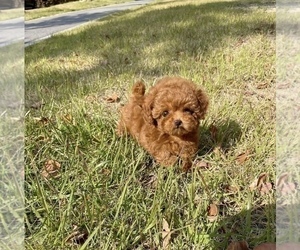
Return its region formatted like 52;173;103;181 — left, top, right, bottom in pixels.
0;42;24;249
276;10;300;244
25;0;276;249
0;8;23;21
25;0;138;20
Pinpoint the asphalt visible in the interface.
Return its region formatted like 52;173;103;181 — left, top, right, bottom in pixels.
25;0;154;46
0;17;24;47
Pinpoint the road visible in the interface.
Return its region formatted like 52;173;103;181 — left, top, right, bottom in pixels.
0;17;24;47
25;0;154;46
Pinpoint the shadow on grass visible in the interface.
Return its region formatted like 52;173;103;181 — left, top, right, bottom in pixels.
25;0;275;102
208;203;275;249
198;119;242;156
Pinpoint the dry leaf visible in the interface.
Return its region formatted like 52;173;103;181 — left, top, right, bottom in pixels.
162;218;171;249
65;225;88;245
257;173;268;187
41;160;61;179
194;160;211;169
85;94;98;103
256;83;268;89
213;145;226;160
224;184;239;193
249;173;267;191
236;150;250;164
249;173;273;195
276;172;289;187
277;173;297;195
207;204;218;216
227;240;250;250
62;114;73;123
253;243;276;250
207;203;218;222
101;168;111;176
259;182;273;195
30;101;44;109
104;93;120;103
140;173;157;189
33;117;50;125
209;124;218;141
280;182;296;195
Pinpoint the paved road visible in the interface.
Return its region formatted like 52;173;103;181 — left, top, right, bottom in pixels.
25;0;154;46
0;17;24;47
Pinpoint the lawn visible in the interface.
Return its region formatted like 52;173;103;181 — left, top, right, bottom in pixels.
0;42;24;249
0;8;23;21
25;0;276;249
25;0;139;20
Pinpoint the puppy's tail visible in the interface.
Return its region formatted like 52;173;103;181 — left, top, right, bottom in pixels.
132;80;146;97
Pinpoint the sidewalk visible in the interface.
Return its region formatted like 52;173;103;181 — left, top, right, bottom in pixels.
25;0;154;46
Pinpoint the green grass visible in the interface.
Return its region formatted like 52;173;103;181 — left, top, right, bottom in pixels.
276;10;300;244
0;8;23;21
0;42;24;249
25;0;276;249
25;0;139;20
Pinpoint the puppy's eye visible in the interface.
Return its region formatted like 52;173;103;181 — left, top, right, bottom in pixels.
183;108;194;114
162;111;169;117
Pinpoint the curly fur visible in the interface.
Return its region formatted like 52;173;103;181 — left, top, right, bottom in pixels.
117;76;209;170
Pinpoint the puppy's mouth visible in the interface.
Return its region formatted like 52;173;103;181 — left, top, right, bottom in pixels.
171;121;188;135
171;127;187;136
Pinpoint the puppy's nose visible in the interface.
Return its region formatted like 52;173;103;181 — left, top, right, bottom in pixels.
174;119;182;128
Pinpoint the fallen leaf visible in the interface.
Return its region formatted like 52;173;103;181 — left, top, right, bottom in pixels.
249;173;273;195
194;160;211;169
276;173;297;195
257;173;268;187
207;203;218;222
253;243;276;250
124;57;130;64
280;182;296;195
249;180;257;191
224;184;239;193
236;150;250;164
140;173;157;189
62;114;73;123
30;101;44;109
213;145;226;160
65;225;88;245
33;117;50;125
276;172;289;187
104;93;120;103
209;124;218;141
227;240;250;250
162;218;171;249
259;182;273;195
41;160;61;179
85;94;98;103
256;83;269;89
207;204;218;216
101;168;111;176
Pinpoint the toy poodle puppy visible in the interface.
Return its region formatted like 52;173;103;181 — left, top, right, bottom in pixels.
117;76;209;170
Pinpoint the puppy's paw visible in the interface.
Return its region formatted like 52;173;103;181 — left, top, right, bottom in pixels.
182;160;192;172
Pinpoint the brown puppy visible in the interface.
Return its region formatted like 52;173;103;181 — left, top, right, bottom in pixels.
117;76;209;170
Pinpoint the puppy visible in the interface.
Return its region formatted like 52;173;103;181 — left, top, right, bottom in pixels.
117;76;209;170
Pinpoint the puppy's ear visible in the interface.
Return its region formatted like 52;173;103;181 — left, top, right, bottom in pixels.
143;93;157;126
195;88;209;120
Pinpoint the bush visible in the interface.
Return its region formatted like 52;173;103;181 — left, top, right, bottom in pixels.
25;0;78;8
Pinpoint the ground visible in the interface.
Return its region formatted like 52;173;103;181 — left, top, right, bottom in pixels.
24;0;276;249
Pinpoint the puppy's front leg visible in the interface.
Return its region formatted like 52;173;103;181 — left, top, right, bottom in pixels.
181;158;192;172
